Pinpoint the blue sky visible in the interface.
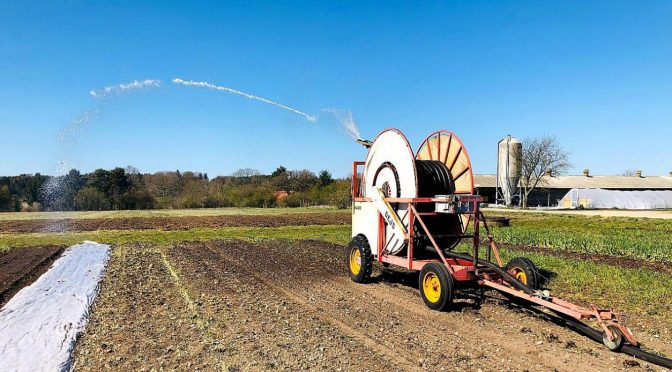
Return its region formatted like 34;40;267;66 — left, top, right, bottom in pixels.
1;1;671;178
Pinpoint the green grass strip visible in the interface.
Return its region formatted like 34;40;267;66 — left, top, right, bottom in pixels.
499;249;671;329
485;212;672;262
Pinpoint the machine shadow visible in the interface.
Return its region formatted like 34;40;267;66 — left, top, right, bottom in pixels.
374;266;483;311
537;267;557;288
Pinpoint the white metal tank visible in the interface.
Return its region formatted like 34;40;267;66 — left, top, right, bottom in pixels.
497;135;522;206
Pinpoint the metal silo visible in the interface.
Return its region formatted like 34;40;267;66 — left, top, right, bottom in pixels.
497;135;522;206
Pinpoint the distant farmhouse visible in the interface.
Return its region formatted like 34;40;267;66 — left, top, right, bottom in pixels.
474;170;672;209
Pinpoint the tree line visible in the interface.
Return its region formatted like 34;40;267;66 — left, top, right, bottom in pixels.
0;166;352;212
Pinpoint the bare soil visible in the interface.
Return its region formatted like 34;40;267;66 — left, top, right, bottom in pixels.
0;213;350;233
72;244;220;370
73;240;660;371
0;246;63;306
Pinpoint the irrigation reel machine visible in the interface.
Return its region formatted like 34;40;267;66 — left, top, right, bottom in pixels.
346;128;671;367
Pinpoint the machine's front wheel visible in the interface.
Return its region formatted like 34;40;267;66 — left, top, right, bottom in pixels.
505;257;540;290
346;235;373;283
419;263;454;311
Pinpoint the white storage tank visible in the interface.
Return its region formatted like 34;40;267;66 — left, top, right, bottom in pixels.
497;135;522;206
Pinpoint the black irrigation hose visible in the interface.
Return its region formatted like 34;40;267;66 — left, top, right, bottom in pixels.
440;250;672;368
622;344;672;368
440;250;536;295
415;160;454;197
553;314;672;369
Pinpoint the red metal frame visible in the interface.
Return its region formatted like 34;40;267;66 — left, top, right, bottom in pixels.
351;161;637;346
352;161;365;201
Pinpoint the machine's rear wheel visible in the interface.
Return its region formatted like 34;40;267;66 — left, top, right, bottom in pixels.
505;257;540;290
419;263;454;311
346;235;373;283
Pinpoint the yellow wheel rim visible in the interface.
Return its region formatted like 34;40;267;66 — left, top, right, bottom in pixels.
349;247;361;275
512;269;527;284
422;272;441;303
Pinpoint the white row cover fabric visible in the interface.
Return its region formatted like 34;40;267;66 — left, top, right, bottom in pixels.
561;188;672;209
0;241;110;372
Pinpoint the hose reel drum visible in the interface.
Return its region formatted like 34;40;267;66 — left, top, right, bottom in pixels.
349;129;653;360
356;129;474;256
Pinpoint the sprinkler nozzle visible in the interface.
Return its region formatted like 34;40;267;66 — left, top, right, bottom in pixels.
356;138;372;148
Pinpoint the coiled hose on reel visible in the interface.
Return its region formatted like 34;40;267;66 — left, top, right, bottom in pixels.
415;160;455;197
414;160;455;214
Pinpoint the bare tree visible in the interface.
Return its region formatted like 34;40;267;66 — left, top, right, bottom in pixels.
125;165;140;175
620;169;636;176
231;168;261;178
520;136;570;209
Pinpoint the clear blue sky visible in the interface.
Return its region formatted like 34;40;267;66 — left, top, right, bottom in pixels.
1;1;671;178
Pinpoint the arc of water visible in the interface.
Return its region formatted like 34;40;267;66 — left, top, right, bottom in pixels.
172;78;317;123
90;79;161;98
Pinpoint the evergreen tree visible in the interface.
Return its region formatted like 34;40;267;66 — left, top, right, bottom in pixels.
0;185;10;211
319;170;333;186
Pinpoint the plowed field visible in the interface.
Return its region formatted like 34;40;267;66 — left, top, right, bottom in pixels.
0;246;63;306
73;240;656;371
0;213;350;233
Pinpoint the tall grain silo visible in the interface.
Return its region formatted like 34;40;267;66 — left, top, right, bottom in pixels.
497;135;522;206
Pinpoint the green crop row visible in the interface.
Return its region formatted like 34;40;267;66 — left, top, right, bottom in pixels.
486;213;672;262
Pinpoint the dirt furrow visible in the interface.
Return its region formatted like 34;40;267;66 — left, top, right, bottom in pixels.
0;246;63;306
72;244;221;371
164;242;413;371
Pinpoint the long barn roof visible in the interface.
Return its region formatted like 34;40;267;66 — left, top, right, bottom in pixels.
473;174;672;189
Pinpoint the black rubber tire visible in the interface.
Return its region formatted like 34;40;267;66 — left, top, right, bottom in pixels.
419;262;454;311
346;235;373;283
505;257;540;290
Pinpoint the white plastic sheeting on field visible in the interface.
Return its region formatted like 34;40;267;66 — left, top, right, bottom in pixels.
0;241;110;372
561;188;672;209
